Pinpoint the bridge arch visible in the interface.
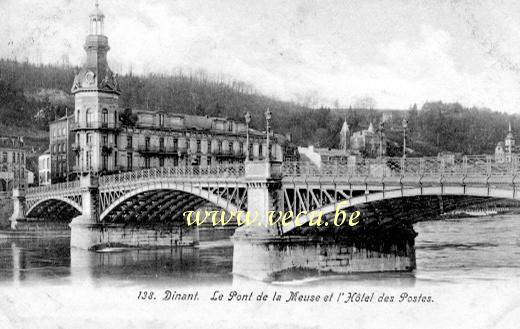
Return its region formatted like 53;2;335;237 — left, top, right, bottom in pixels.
282;185;520;234
25;196;82;220
100;182;243;223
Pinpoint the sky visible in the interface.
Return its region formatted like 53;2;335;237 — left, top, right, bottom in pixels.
2;0;520;112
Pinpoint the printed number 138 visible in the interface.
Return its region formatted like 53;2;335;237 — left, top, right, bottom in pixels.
137;291;155;300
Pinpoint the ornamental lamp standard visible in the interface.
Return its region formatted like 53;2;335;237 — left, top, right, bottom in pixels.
245;112;251;161
378;121;384;159
402;118;408;160
265;108;272;161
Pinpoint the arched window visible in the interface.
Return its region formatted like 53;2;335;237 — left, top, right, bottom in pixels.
86;108;93;123
158;113;164;127
76;109;80;122
102;108;108;123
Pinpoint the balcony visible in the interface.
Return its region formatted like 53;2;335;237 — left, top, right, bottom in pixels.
213;148;243;158
70;121;121;131
72;165;96;173
137;144;187;156
101;144;114;154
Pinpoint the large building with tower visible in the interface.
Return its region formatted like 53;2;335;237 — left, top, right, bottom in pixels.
46;2;296;180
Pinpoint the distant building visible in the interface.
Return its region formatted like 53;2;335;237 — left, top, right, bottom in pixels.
382;112;393;123
38;150;51;186
298;117;389;168
437;151;462;166
350;122;386;157
49;115;74;183
495;123;518;163
298;145;355;168
0;137;28;191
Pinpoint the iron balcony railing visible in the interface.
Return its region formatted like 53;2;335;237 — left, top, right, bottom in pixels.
70;121;121;130
137;144;187;155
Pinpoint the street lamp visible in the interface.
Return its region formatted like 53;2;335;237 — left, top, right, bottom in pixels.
378;122;384;159
265;108;272;161
402;118;408;160
245;112;251;161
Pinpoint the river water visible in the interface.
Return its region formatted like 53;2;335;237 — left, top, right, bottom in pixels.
1;214;519;285
0;215;519;328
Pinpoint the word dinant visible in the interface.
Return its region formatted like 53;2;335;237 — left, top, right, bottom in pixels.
183;201;361;227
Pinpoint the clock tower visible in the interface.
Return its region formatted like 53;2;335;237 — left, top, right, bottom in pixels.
71;0;121;174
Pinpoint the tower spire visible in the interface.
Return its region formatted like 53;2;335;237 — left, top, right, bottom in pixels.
71;0;120;95
89;0;105;35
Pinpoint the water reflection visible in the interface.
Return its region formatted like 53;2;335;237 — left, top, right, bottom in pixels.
1;214;520;286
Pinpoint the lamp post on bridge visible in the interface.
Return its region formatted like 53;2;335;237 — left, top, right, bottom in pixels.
378;121;384;160
245;112;251;161
265;108;272;161
402;118;408;160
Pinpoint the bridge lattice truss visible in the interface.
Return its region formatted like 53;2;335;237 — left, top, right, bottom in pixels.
26;181;83;213
24;156;520;222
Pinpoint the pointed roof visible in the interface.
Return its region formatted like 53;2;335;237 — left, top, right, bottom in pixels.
340;117;349;133
506;122;514;140
368;122;374;133
71;0;120;95
90;0;105;19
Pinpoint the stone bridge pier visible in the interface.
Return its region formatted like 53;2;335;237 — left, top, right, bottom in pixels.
232;161;416;281
9;188;26;230
69;175;102;249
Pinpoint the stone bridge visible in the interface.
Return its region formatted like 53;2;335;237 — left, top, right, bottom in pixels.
9;156;520;280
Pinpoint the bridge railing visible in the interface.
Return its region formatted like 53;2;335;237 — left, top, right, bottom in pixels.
282;155;520;178
99;164;245;186
26;180;80;195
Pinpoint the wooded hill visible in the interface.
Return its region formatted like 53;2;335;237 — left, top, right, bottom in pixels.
0;58;517;156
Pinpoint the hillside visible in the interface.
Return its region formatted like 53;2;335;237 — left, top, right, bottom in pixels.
0;58;518;157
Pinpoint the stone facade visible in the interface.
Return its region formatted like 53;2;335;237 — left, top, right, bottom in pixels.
0;137;27;192
49;115;75;182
